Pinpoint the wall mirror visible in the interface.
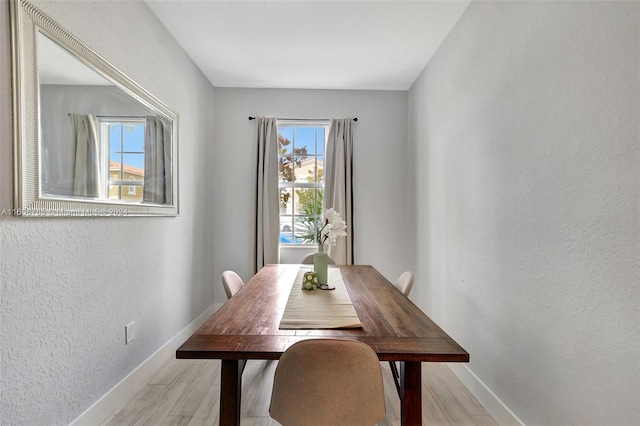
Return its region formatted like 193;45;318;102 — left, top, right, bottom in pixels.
10;0;178;216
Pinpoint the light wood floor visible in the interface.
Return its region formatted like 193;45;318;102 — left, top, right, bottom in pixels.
101;358;497;426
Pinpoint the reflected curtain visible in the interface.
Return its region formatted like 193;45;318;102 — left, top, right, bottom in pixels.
253;117;280;273
69;113;101;198
324;118;354;265
144;115;172;204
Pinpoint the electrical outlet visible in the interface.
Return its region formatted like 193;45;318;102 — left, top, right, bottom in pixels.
125;322;135;344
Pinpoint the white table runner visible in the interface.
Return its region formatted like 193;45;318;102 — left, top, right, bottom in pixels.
279;267;363;329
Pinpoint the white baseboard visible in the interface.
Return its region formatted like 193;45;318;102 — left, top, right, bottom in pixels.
447;363;525;426
70;303;222;426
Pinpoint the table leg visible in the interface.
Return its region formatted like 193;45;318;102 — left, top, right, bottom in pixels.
220;359;243;426
400;361;422;426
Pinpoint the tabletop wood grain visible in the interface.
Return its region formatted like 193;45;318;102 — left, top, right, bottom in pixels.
177;264;468;362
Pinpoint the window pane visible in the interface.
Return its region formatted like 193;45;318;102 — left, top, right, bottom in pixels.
279;155;294;182
109;124;122;151
110;159;123;170
316;162;324;184
280;215;294;244
110;161;122;180
295;157;316;182
316;188;323;210
279;187;294;215
289;144;309;181
280;216;293;233
295;127;315;154
295;188;320;215
307;128;318;155
109;152;122;164
278;128;292;154
280;231;294;244
123;153;145;177
123;123;145;152
316;127;325;155
108;184;120;200
294;216;321;244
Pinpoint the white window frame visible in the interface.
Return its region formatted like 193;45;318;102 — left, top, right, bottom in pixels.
98;116;145;200
277;119;329;246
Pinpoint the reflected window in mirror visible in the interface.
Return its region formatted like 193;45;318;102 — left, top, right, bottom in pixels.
99;117;145;202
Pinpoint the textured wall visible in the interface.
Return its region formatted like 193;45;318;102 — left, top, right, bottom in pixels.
408;1;639;424
211;88;409;299
0;1;215;424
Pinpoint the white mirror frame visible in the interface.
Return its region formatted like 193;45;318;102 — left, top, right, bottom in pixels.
10;0;179;217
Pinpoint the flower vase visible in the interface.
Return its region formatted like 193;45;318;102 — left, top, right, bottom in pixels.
314;244;329;285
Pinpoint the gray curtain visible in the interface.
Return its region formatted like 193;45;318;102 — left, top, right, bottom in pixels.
144;115;172;204
324;118;354;265
253;117;280;273
69;113;100;198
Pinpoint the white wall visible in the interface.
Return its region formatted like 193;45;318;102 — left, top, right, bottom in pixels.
408;1;639;425
0;1;216;424
211;88;409;300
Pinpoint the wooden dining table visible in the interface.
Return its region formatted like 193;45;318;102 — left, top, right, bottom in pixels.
176;264;469;426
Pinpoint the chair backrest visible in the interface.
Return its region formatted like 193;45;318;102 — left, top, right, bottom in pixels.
270;339;386;426
394;271;414;297
301;253;336;265
221;270;244;300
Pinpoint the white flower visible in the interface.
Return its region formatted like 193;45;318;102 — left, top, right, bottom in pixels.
318;209;347;245
325;208;341;224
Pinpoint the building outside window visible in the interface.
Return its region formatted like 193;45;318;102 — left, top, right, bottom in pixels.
277;121;329;245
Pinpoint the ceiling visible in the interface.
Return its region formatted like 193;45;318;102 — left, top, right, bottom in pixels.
145;0;471;91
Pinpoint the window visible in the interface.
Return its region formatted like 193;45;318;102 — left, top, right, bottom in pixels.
98;117;145;202
128;177;136;195
278;121;329;245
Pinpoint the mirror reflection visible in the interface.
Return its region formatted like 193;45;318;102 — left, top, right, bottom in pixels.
37;31;173;206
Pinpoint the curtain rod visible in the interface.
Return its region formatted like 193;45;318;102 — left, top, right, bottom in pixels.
248;116;358;122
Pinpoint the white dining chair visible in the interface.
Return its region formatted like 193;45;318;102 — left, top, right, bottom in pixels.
394;271;414;297
301;252;336;265
221;270;244;299
270;339;386;426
